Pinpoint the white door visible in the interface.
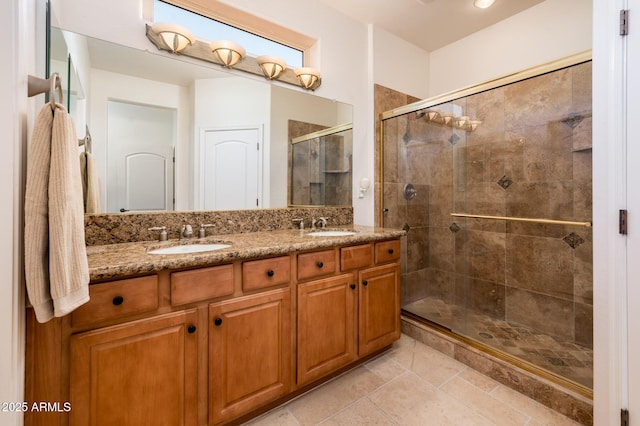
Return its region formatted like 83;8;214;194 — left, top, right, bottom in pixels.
627;0;640;421
200;127;262;210
107;101;175;212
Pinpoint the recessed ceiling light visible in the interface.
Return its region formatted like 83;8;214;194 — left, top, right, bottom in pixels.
474;0;495;8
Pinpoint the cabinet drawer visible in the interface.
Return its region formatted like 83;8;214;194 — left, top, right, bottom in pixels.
297;249;336;281
340;244;373;271
71;275;158;327
374;240;401;264
243;256;291;291
171;264;234;306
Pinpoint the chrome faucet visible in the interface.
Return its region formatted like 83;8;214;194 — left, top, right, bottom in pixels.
181;224;193;239
293;218;304;229
311;217;328;230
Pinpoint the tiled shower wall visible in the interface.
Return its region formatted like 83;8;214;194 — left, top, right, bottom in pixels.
289;120;352;206
376;61;593;349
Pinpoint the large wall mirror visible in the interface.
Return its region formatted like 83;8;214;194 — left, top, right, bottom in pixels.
49;19;353;214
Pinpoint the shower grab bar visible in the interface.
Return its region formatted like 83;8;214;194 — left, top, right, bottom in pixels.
450;213;592;228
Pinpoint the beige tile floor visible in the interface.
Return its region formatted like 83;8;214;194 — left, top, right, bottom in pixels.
247;334;582;426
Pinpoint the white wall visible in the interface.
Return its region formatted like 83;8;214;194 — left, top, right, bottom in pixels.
372;26;430;100
429;0;592;96
89;69;192;210
0;0;42;424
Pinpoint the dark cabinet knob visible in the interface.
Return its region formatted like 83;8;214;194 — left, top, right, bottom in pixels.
187;325;196;334
214;317;223;326
267;269;275;277
317;261;324;268
362;280;368;286
388;248;394;254
112;296;124;306
350;284;356;290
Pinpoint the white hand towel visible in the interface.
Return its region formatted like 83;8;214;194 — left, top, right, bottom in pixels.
25;103;90;323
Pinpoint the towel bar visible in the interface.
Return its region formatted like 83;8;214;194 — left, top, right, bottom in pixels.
450;213;592;228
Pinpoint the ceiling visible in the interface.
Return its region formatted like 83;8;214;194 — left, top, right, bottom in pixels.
317;0;545;52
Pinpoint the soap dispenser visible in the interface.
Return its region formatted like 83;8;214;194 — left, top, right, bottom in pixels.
199;224;215;238
148;226;168;241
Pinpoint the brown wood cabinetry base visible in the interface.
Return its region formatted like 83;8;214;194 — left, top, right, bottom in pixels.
25;238;401;426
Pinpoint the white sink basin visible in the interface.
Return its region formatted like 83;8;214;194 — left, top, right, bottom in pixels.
308;231;357;237
148;243;231;255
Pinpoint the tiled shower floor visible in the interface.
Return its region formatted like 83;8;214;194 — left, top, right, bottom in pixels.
403;297;593;389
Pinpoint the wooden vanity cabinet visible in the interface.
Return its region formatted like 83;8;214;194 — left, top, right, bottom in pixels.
209;288;292;425
26;237;402;426
296;240;401;385
297;274;357;385
297;240;400;386
358;263;401;356
358;240;401;356
69;309;199;426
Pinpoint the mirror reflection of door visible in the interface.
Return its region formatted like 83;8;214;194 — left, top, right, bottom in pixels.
200;127;262;210
107;101;176;213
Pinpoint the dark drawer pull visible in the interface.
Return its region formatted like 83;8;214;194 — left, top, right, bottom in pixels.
187;325;197;334
388;248;394;254
267;269;275;277
362;280;368;286
350;284;356;290
112;296;124;306
214;317;223;326
316;261;324;268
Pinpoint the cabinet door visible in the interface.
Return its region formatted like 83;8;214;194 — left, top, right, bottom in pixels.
297;274;357;386
358;263;401;356
209;288;291;425
69;309;199;426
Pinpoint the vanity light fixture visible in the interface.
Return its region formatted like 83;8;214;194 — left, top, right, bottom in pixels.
440;113;454;125
474;0;495;8
150;22;195;53
294;67;321;90
468;120;482;131
455;116;469;128
424;109;440;121
145;24;322;90
256;55;287;80
210;40;246;68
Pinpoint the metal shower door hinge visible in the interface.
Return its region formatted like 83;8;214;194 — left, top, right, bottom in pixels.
620;209;628;235
621;408;629;426
621;10;629;36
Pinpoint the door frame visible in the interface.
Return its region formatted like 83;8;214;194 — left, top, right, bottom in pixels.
624;0;640;422
196;125;264;210
593;0;635;424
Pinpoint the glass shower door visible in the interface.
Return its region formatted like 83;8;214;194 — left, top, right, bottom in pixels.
380;58;593;389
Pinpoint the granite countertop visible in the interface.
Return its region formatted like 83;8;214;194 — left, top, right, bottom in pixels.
87;225;405;281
